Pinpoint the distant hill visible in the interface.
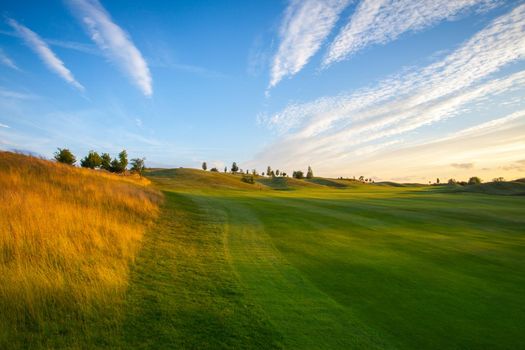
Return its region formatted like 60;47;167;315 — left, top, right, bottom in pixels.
147;169;374;191
147;168;267;190
446;180;525;196
256;176;324;190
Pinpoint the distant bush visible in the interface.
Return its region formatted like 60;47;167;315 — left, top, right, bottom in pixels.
492;177;505;182
54;148;76;165
292;170;304;179
448;178;457;185
210;167;219;172
241;174;255;184
468;176;482;185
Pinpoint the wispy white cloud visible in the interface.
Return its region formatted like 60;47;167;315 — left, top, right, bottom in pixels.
45;38;101;56
0;48;19;70
1;29;100;56
0;87;38;100
68;0;153;96
0;123;9;128
451;163;474;169
255;4;525;177
269;0;350;88
7;19;84;90
324;0;499;67
443;109;525;140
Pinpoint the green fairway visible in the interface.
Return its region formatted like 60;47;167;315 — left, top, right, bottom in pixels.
117;169;525;349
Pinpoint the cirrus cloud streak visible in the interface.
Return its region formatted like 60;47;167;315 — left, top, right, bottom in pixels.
7;19;84;90
68;0;153;96
324;0;499;66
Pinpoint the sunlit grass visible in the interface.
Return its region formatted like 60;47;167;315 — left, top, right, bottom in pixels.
0;151;162;347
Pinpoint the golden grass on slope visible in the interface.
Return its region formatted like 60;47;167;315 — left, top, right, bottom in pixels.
0;151;162;346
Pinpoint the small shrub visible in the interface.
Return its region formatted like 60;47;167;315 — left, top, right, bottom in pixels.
241;174;255;184
54;148;76;165
292;170;304;179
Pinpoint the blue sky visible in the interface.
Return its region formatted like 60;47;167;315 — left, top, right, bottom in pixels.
1;0;524;182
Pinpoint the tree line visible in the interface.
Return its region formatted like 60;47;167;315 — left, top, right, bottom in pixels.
201;162;316;180
54;148;146;176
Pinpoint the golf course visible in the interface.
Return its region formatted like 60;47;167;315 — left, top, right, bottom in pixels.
122;168;525;349
1;153;525;349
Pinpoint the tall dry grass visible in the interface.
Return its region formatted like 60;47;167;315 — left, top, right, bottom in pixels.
0;151;162;347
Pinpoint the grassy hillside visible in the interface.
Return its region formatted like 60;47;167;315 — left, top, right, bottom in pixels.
147;168;267;190
0;151;162;348
446;180;525;195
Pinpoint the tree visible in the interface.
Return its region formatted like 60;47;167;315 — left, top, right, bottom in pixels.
493;177;505;182
267;166;271;176
306;166;314;179
202;162;207;171
80;150;102;169
448;178;457;185
54;148;76;165
110;158;121;173
468;176;482;185
276;169;280;176
130;158;146;176
436;178;440;184
359;176;364;182
100;153;112;171
210;167;219;172
224;166;227;173
109;150;128;173
118;150;128;170
292;170;304;179
231;162;239;173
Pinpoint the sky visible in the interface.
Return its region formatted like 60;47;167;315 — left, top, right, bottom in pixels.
0;0;524;182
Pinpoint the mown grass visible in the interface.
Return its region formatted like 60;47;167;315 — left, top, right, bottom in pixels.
118;191;283;349
138;168;525;349
0;151;161;348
